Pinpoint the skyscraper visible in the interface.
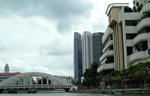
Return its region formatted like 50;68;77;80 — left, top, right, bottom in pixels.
81;31;93;74
92;32;104;63
74;32;82;82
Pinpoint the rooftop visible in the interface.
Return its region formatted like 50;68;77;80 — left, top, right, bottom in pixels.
106;3;129;16
0;72;21;75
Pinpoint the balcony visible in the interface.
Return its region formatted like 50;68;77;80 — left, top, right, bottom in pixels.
126;40;133;46
125;26;137;33
100;50;114;62
136;18;150;32
103;40;113;52
128;50;148;65
133;33;149;45
97;63;114;73
119;11;140;23
102;28;113;44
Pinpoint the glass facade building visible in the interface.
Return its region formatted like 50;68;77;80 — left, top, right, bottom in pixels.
92;32;104;63
74;32;82;82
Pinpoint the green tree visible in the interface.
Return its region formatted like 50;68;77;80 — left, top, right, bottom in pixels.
82;62;99;87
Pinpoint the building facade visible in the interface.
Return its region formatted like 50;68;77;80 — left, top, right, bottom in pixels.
0;72;21;81
81;31;93;74
0;64;21;81
98;2;150;74
74;32;82;82
97;28;114;73
129;2;150;66
92;32;104;63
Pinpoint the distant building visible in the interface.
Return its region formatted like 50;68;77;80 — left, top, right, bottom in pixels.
81;31;93;74
0;64;21;81
92;32;104;63
4;64;9;73
0;72;21;81
74;32;82;82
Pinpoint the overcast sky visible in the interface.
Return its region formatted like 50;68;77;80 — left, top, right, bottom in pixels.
0;0;132;76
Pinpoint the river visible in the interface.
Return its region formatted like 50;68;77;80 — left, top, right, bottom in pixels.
0;92;149;96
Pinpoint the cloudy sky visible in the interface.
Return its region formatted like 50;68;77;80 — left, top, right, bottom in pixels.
0;0;132;76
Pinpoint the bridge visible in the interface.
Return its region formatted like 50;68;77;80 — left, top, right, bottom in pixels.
0;72;72;92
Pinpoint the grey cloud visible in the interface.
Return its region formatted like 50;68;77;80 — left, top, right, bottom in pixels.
0;0;93;32
47;51;71;56
40;41;73;56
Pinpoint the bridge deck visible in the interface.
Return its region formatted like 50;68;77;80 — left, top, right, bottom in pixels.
0;85;72;89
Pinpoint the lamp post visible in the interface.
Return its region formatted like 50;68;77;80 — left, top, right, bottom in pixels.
123;71;128;89
124;71;128;80
107;73;111;88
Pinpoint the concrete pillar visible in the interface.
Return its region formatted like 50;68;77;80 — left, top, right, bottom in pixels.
30;76;32;86
47;79;49;85
118;24;124;70
36;76;38;85
41;78;43;85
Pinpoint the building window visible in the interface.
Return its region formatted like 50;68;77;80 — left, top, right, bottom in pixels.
136;2;139;7
124;7;133;12
138;27;150;34
126;34;137;39
106;56;114;63
125;20;138;26
127;47;133;55
135;41;148;51
101;56;114;65
109;45;113;50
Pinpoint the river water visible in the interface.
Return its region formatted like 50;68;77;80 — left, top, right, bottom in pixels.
0;92;149;96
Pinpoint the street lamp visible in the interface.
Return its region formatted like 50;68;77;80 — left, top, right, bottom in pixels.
124;71;128;80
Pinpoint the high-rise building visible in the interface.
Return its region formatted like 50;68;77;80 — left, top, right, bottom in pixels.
92;32;104;63
81;31;93;74
74;32;82;82
4;64;9;73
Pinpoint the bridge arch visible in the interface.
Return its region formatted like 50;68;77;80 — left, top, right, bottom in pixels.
0;72;70;87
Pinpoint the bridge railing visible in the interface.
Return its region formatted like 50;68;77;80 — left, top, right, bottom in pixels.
0;84;72;89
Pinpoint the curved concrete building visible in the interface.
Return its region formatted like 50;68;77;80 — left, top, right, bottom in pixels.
98;2;150;74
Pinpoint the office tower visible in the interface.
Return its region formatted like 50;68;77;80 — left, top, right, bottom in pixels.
92;32;104;63
81;31;93;74
74;32;82;82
